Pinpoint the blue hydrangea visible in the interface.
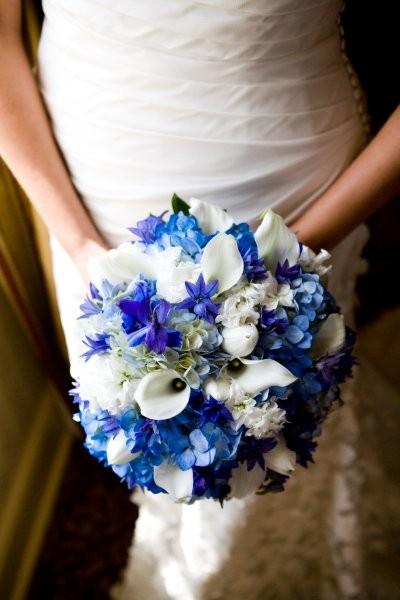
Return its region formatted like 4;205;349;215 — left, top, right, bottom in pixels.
291;272;324;321
153;212;210;259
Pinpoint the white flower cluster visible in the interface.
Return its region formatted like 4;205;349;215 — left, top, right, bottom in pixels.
205;377;286;440
217;277;294;329
77;352;140;414
299;246;331;277
215;276;294;357
242;401;286;439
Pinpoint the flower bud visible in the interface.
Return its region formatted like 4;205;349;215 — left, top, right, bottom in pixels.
221;324;259;357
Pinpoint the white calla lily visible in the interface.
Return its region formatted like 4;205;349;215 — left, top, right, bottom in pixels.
201;233;244;295
221;324;259;357
188;197;234;234
265;436;296;475
134;369;190;420
312;313;345;359
107;430;140;465
229;462;266;499
227;358;297;396
154;462;193;500
254;209;300;271
88;242;157;288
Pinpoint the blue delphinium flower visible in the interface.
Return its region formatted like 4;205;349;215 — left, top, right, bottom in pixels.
81;332;111;361
78;408;110;459
79;283;103;319
116;458;155;489
117;410;170;467
119;297;182;353
226;223;267;282
96;410;121;436
176;274;220;323
128;211;167;244
193;461;236;501
198;396;233;428
242;246;268;282
120;278;156;333
261;307;289;333
258;307;289;351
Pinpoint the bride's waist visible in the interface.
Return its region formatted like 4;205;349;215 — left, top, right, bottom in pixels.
38;26;363;142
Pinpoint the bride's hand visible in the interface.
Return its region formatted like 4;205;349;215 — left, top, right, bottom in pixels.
71;238;110;288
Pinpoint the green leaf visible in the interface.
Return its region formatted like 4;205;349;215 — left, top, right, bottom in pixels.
171;193;190;215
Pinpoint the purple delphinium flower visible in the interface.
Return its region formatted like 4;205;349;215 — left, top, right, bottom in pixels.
316;328;357;384
79;284;103;319
275;259;300;284
261;308;288;334
97;410;121;436
242;246;268;282
176;274;220;322
81;333;111;361
119;297;182;354
237;436;277;471
128;211;167;244
120;279;156;334
226;223;267;282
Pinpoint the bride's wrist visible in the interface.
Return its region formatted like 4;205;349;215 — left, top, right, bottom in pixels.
70;237;110;285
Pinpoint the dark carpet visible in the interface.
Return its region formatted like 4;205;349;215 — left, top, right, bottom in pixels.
28;441;137;600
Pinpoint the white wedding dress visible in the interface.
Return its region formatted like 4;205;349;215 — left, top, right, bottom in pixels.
37;1;376;598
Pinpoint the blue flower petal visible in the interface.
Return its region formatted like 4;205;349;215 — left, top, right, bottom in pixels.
189;429;209;453
177;448;196;470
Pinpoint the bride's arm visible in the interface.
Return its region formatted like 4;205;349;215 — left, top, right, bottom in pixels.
291;105;400;251
0;2;109;284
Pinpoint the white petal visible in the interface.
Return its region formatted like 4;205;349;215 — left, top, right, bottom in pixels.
229;462;265;499
201;233;244;294
106;430;140;465
221;324;259;357
88;242;157;288
299;245;332;276
312;313;346;358
254;209;300;272
265;437;296;475
227;358;297;396
203;377;231;401
157;259;201;303
154;462;193;500
134;369;190;420
188;197;234;234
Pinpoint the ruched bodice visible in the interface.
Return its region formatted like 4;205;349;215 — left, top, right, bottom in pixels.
38;0;366;246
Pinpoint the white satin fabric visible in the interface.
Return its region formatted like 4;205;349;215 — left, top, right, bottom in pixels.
38;1;370;598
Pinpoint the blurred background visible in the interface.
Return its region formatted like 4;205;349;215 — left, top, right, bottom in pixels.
0;1;398;599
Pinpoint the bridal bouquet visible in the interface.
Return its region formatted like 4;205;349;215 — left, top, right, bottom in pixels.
71;195;355;503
